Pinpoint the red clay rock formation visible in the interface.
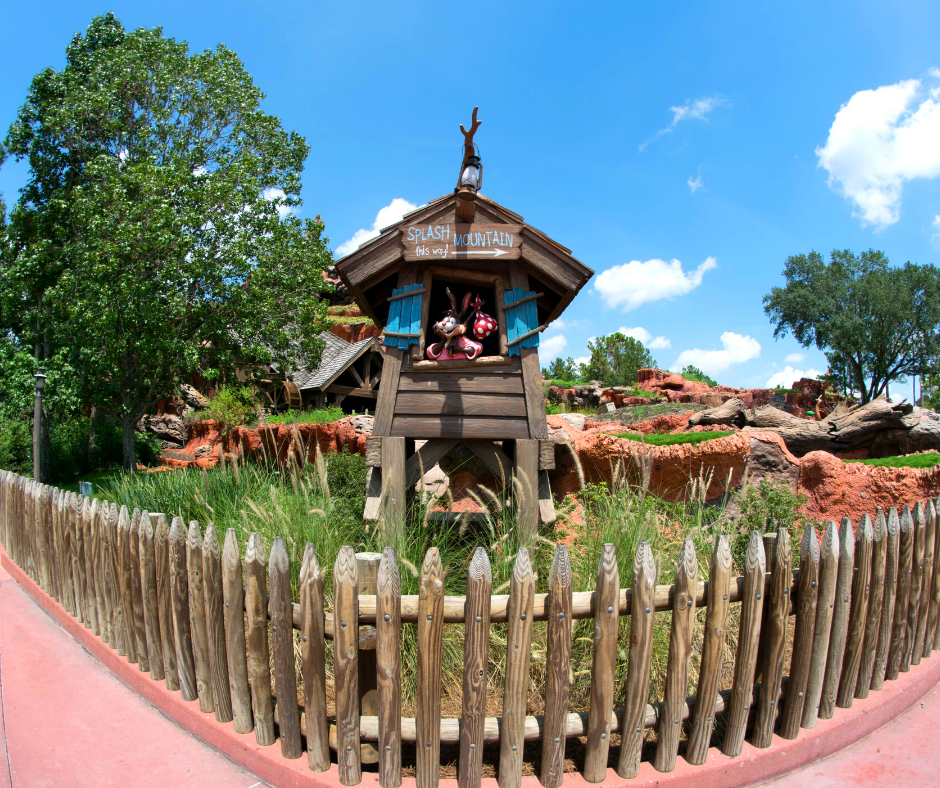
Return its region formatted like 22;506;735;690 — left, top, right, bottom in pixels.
328;322;382;343
545;415;940;528
162;419;367;470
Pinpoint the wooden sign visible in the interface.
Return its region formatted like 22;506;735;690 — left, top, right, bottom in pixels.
401;223;523;262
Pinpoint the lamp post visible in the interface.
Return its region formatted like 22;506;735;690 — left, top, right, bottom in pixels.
33;367;47;482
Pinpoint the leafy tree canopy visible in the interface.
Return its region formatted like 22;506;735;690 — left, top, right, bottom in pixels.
583;333;656;387
542;356;585;383
1;13;331;469
681;364;717;388
763;249;940;404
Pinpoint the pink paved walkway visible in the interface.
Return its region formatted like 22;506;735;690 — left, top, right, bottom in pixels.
2;557;940;788
0;562;268;788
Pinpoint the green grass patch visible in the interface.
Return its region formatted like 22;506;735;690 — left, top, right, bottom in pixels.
57;468;124;495
614;430;734;446
264;406;346;425
328;314;375;325
845;452;940;469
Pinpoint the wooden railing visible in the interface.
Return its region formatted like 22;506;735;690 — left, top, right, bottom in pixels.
2;468;939;787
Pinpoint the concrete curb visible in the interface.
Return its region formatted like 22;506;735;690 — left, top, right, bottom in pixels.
4;546;940;788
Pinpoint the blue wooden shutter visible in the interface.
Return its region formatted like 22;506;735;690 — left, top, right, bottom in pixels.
504;288;540;356
384;283;424;350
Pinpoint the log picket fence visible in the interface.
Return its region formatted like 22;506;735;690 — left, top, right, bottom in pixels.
2;467;940;787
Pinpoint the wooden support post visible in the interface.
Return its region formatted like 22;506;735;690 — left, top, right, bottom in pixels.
169;517;197;702
381;438;406;539
514;439;539;550
357;552;382;765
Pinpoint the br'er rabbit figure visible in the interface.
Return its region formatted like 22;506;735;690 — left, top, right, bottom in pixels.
426;288;484;361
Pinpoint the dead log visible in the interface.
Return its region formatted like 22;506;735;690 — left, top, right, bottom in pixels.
688;398;746;428
741;397;926;458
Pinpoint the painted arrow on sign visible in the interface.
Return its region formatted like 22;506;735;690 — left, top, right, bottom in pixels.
460;248;507;256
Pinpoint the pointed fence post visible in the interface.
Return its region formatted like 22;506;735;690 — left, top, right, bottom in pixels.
617;541;657;778
654;537;698;772
887;506;914;680
458;547;492;788
335;545;362;786
222;529;253;734
802;521;839;728
819;518;854;719
722;532;765;757
779;524;819;739
375;547;402;788
872;507;901;691
203;525;233;723
857;509;887;698
498;549;535;788
687;535;732;763
301;544;330;771
752;527;792;748
269;536;301;758
583;543;620;782
245;532;275;745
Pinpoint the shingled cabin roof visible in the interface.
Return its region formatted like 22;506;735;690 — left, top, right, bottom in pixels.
289;331;378;392
334;192;593;330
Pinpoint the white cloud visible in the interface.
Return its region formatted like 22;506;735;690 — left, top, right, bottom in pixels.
617;326;671;349
573;356;590;367
687;174;704;193
595;257;717;311
263;187;293;219
640;96;728;150
765;366;823;389
785;352;805;363
933;215;940;247
335;197;419;258
547;317;575;331
671;332;761;375
816;71;940;229
540;333;568;361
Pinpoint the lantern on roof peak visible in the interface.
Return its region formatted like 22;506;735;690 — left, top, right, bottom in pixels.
455;106;482;221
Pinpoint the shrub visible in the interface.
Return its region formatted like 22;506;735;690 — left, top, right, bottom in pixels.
729;479;811;570
265;406;346;425
0;418;32;475
194;385;258;426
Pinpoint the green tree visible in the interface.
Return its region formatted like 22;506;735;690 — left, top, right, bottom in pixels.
542;356;582;382
681;364;717;388
584;333;656;387
763;249;940;404
2;14;331;470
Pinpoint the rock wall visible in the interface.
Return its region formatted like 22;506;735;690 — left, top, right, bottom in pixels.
160;418;369;470
546;415;940;528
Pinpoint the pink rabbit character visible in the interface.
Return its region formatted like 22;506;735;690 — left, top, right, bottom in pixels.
426;288;484;361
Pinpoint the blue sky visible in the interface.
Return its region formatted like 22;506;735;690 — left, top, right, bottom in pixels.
2;2;939;391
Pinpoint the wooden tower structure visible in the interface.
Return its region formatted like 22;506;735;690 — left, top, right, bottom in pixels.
335;109;593;536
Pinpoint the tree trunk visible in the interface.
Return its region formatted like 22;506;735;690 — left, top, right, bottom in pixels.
121;413;137;473
87;405;97;471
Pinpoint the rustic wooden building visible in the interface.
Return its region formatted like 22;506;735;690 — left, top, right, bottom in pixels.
335;114;592;534
289;331;383;411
